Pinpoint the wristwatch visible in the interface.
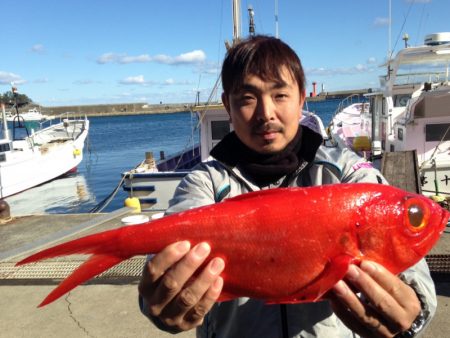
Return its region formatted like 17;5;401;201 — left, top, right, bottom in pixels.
395;309;426;338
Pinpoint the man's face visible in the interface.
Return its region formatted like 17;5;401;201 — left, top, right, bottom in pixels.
223;67;304;154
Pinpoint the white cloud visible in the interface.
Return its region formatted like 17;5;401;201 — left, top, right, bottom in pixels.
97;52;122;64
97;50;206;65
150;50;206;64
163;78;194;85
0;71;26;85
119;75;193;86
367;57;377;64
170;50;206;64
306;64;375;76
374;17;390;27
31;44;45;53
120;75;147;85
119;54;152;64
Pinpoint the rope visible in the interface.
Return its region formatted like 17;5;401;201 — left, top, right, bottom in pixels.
89;156;149;213
89;174;126;213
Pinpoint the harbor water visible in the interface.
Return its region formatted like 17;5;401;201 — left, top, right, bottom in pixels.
4;99;341;215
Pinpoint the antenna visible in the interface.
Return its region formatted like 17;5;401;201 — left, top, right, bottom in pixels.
388;0;392;60
275;0;279;38
248;5;255;36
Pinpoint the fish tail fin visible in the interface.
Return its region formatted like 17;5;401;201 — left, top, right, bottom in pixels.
38;253;125;307
15;228;129;307
16;228;121;266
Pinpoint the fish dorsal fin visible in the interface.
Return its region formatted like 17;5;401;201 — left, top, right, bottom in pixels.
222;187;299;203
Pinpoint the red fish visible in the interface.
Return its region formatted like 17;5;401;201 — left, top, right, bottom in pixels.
17;183;448;307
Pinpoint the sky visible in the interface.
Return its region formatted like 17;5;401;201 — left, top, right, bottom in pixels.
1;0;449;107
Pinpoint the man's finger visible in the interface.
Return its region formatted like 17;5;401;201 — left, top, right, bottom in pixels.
360;261;420;312
147;241;191;283
138;241;191;300
164;257;225;317
184;276;224;325
148;242;212;314
331;280;396;337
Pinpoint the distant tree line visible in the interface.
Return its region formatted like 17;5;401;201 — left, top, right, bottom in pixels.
0;90;33;108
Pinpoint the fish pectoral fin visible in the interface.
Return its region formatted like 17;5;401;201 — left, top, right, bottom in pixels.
266;254;354;304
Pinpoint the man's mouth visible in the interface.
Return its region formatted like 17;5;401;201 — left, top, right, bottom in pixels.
259;130;278;140
253;122;283;140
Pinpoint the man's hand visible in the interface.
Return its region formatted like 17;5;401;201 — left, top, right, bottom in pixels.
328;261;421;338
138;241;225;333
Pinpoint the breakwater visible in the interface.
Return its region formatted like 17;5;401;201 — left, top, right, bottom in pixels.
40;102;195;117
36;88;371;117
306;88;371;102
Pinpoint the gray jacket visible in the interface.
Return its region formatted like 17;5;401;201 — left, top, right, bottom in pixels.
141;129;437;338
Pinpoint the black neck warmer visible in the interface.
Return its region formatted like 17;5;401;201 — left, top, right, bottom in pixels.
210;125;323;186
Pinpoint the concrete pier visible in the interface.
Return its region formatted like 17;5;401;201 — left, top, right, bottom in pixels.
0;211;449;337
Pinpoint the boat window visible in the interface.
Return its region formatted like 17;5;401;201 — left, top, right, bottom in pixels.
211;120;230;141
394;94;411;107
398;128;403;141
0;143;11;153
425;123;450;142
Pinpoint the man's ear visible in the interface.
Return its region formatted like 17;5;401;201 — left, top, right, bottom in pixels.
222;92;232;120
299;89;306;109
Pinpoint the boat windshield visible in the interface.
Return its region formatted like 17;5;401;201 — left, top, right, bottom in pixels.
394;59;450;86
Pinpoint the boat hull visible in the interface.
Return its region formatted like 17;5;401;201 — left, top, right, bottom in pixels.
0;119;89;198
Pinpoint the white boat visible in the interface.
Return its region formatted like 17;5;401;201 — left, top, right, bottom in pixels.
0;104;90;198
328;32;450;197
5;108;54;122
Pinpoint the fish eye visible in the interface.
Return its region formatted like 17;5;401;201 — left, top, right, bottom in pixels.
408;204;424;228
404;198;430;233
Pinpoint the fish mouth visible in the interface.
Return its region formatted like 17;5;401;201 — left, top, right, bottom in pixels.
412;206;449;256
439;208;450;235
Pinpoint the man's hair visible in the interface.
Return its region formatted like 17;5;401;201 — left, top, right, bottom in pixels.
221;35;306;96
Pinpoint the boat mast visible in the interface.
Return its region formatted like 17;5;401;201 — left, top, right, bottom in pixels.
232;0;242;42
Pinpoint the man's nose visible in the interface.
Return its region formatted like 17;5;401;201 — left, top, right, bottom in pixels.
255;96;274;121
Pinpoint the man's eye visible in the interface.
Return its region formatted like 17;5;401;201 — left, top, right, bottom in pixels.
241;95;255;103
275;93;288;100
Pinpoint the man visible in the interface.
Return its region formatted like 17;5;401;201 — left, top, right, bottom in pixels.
139;35;436;337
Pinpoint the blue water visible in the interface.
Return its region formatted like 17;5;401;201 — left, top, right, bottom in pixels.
5;100;340;214
78;112;200;212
